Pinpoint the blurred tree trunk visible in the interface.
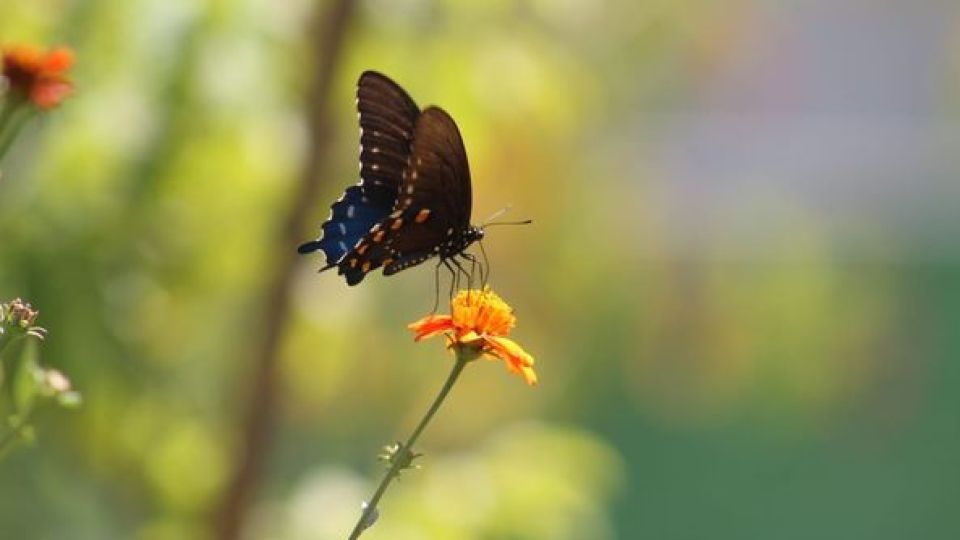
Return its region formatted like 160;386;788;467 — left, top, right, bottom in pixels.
213;1;356;538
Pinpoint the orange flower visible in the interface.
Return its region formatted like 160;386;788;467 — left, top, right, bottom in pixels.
409;288;537;386
2;44;74;109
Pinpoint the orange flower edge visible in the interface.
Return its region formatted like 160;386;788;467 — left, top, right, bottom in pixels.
2;44;74;109
409;288;537;386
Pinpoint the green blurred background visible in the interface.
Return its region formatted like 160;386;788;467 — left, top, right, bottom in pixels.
1;0;959;538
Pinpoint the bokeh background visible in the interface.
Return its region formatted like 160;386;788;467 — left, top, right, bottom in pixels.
1;0;959;538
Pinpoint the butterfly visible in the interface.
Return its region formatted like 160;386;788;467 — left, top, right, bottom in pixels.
298;71;485;286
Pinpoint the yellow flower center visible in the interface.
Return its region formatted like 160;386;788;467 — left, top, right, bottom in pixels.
449;287;515;337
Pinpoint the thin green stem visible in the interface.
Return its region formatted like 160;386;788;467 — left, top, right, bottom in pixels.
0;333;14;360
0;325;29;362
0;98;19;135
0;103;33;165
347;355;469;540
0;407;33;460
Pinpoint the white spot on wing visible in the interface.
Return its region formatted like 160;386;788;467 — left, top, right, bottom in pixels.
347;205;356;218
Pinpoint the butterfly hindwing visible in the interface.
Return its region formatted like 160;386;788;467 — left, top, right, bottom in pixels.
337;205;424;285
296;186;392;268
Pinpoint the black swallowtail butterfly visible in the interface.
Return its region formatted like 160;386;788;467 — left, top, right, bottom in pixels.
298;71;484;286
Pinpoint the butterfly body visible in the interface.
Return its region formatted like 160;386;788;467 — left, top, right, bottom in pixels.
299;71;481;285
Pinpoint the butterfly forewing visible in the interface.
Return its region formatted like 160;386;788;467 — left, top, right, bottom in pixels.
357;71;420;205
298;71;420;271
339;107;474;281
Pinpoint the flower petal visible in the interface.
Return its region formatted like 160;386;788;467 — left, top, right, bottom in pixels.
31;80;72;109
484;336;537;386
408;315;454;341
3;44;75;109
42;48;73;72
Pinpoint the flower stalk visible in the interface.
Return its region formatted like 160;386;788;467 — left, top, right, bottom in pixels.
0;299;80;461
0;100;34;164
0;44;74;164
0;402;35;459
346;287;535;538
347;352;470;540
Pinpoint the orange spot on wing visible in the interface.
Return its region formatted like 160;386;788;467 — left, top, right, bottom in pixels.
391;219;403;230
361;261;372;272
373;230;385;242
356;244;369;255
415;209;431;223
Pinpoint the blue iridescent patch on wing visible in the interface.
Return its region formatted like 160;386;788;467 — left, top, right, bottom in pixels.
297;185;392;268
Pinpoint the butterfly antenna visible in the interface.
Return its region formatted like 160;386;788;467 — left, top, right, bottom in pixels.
482;205;512;226
482;204;533;228
478;239;490;287
483;219;533;227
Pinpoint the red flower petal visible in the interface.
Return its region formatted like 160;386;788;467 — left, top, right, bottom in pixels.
408;315;454;342
31;80;73;109
42;48;73;73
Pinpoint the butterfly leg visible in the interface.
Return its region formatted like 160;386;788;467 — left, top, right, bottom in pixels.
451;257;472;291
442;258;459;300
430;259;444;315
450;257;479;305
478;240;491;288
459;253;480;290
454;257;474;291
467;254;478;289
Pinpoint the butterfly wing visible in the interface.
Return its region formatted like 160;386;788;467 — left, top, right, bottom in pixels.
298;71;420;270
355;71;420;204
338;106;473;283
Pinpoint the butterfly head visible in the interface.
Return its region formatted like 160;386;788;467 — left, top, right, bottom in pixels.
439;225;484;259
466;225;485;243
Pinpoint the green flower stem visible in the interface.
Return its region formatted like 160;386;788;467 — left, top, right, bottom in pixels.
0;332;14;360
0;322;26;361
0;98;19;134
0;405;34;459
0;101;33;165
347;353;470;540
